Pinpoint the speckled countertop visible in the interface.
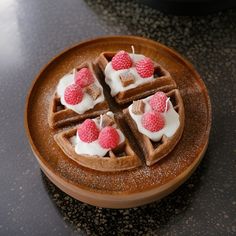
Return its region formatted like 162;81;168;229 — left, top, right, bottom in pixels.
0;0;235;235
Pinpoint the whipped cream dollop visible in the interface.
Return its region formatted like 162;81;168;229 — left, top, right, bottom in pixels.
56;73;105;114
128;96;180;142
105;53;155;96
70;112;125;156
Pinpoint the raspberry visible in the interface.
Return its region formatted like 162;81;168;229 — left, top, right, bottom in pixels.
77;119;99;143
74;68;94;88
149;91;169;113
64;84;83;105
136;57;154;78
111;50;132;70
141;111;165;132
98;126;120;149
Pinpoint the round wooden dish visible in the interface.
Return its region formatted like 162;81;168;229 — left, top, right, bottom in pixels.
25;36;211;208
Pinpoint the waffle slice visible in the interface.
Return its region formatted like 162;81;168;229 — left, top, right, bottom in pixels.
54;113;142;172
48;61;109;129
95;52;177;104
123;89;185;166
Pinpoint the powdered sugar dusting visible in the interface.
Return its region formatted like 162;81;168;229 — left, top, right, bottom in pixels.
28;43;211;194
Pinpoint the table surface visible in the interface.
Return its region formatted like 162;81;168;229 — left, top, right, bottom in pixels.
0;0;235;235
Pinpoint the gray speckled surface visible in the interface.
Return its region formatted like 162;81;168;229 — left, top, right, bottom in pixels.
0;0;235;235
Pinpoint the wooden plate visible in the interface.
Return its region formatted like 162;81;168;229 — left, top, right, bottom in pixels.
25;36;211;208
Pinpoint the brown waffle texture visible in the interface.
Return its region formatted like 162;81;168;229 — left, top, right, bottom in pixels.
95;52;177;104
123;89;185;166
54;114;142;172
51;51;185;172
48;61;109;129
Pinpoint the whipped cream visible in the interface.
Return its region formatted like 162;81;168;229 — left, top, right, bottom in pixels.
56;73;105;114
104;53;155;96
70;112;125;156
128;96;180;142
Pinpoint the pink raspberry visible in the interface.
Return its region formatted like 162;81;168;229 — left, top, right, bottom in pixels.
141;111;165;132
111;50;132;70
136;57;154;78
74;68;94;88
149;91;169;113
77;119;100;143
98;126;120;149
64;84;83;105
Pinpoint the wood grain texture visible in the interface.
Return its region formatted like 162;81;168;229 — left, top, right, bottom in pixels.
25;36;211;208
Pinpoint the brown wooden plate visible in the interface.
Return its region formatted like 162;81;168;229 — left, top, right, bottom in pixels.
25;36;211;208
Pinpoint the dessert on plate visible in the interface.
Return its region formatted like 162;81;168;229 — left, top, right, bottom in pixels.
54;112;142;172
26;36;211;208
123;89;185;166
52;50;185;170
95;49;176;104
48;61;109;128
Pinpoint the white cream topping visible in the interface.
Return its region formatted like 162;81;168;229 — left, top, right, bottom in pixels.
128;96;180;142
56;73;105;114
70;112;125;157
104;53;155;96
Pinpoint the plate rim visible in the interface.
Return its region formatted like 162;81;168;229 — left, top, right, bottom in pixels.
24;35;212;207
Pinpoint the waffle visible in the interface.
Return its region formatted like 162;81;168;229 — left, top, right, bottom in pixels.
95;52;177;104
123;89;185;166
48;61;109;129
54;113;142;172
51;52;184;171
